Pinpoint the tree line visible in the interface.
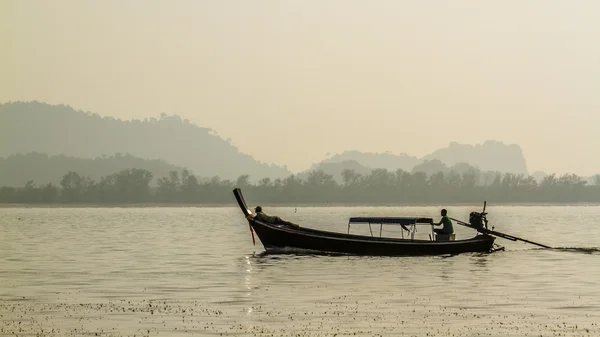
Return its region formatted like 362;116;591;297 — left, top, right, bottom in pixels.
2;167;600;205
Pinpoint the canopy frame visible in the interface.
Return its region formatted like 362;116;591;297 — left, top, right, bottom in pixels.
347;217;435;240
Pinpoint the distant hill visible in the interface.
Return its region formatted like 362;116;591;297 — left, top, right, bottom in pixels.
297;160;373;183
0;152;186;187
411;159;450;176
422;140;528;175
297;158;492;185
0;101;290;180
308;141;529;175
318;150;421;172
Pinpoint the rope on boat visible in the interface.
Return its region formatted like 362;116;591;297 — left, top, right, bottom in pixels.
249;223;256;246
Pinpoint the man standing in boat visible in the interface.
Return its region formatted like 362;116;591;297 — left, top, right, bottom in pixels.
432;209;454;236
249;206;300;229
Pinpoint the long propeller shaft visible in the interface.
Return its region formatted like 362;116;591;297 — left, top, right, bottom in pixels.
450;217;552;249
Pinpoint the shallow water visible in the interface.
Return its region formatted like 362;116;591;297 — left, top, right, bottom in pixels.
1;205;600;336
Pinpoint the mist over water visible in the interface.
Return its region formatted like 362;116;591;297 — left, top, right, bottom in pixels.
1;205;600;336
3;2;600;174
4;2;600;335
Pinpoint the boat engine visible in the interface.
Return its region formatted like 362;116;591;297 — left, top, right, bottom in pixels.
469;212;487;230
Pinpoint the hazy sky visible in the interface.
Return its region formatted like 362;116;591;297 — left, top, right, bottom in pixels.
2;1;600;174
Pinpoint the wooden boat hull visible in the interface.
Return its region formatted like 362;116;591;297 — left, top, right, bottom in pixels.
233;188;495;256
249;219;495;256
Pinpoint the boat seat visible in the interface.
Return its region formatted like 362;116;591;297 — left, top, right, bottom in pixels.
435;234;456;241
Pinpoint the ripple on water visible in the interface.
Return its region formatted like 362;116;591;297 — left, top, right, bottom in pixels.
1;206;600;336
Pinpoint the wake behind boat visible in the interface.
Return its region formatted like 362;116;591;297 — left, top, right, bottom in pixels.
233;188;503;256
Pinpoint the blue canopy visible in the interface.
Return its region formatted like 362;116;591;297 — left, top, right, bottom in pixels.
348;217;433;225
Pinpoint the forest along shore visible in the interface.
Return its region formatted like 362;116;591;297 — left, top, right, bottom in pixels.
2;167;600;205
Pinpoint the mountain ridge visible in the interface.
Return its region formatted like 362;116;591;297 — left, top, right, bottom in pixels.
313;140;528;176
0;101;290;180
1;101;529;181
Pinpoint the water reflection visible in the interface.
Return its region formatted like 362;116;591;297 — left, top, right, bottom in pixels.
2;206;600;337
244;255;253;315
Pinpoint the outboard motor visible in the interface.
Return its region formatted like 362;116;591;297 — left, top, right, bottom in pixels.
469;212;487;230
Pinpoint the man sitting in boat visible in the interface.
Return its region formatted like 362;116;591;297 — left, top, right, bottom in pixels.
249;206;300;229
432;209;454;236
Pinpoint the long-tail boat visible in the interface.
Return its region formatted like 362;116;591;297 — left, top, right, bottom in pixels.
233;188;509;256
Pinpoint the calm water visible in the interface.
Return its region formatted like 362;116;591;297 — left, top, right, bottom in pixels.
1;205;600;336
